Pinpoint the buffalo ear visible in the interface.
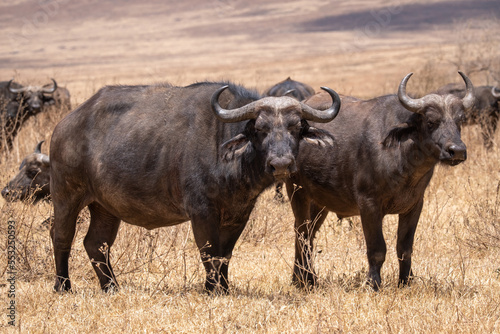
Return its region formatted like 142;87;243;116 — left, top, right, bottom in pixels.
382;123;415;147
302;126;335;147
220;133;251;161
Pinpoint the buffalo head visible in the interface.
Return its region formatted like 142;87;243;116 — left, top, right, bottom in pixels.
8;79;57;114
264;77;316;101
212;85;341;178
2;141;50;203
397;71;474;166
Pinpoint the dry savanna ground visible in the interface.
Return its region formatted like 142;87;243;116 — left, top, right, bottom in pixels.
1;0;500;333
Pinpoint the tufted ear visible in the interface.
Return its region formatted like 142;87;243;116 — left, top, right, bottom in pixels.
220;134;251;161
301;124;335;147
382;123;416;147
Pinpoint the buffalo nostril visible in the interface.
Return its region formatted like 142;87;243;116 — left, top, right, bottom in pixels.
1;188;10;198
268;156;294;176
448;144;467;161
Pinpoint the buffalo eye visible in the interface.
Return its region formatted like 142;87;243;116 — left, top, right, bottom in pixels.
254;120;270;133
288;121;301;131
427;120;439;129
26;169;40;179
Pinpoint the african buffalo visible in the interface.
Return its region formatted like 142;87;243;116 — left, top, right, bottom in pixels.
49;81;340;293
2;141;50;203
285;71;474;290
435;83;500;149
0;79;70;151
264;77;315;101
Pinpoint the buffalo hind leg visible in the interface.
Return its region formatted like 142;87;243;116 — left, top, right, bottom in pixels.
51;201;82;292
397;199;423;287
359;205;386;291
84;202;121;292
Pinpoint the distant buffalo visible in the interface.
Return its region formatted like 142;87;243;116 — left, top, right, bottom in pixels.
2;141;50;203
435;83;500;149
0;79;71;152
49;81;341;293
286;72;474;290
264;77;315;101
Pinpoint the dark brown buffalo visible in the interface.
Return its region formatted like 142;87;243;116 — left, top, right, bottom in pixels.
285;72;474;290
49;81;341;293
435;83;500;149
0;79;71;151
264;77;315;101
2;141;50;203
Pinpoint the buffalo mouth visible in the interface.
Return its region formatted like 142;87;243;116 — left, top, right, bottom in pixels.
272;171;291;180
440;157;466;166
1;188;22;202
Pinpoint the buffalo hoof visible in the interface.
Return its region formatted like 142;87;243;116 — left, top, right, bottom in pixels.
292;270;317;289
101;281;119;293
53;277;72;292
366;276;381;291
398;275;413;288
204;281;229;295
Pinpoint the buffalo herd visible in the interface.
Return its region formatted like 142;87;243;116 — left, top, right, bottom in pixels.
1;72;499;293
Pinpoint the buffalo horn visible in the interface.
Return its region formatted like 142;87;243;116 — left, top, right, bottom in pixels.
491;86;500;98
211;85;259;123
42;78;57;94
34;140;45;154
398;73;426;113
7;79;26;94
458;71;475;111
300;87;341;123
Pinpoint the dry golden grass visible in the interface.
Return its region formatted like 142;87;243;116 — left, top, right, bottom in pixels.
1;1;500;333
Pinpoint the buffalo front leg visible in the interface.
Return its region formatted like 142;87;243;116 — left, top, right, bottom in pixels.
191;215;227;293
84;203;121;292
191;213;249;294
288;183;327;288
359;205;386;291
397;199;423;287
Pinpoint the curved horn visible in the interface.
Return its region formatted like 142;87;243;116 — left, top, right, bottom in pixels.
283;89;296;97
458;71;475;111
211;85;259;123
398;73;426;114
34;140;45;154
7;79;26;94
491;86;500;98
300;87;341;123
42;78;57;94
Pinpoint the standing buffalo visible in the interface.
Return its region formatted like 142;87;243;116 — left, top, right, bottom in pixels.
264;77;315;101
2;141;50;203
0;79;71;152
49;81;341;293
435;83;500;149
264;77;316;201
285;72;474;290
